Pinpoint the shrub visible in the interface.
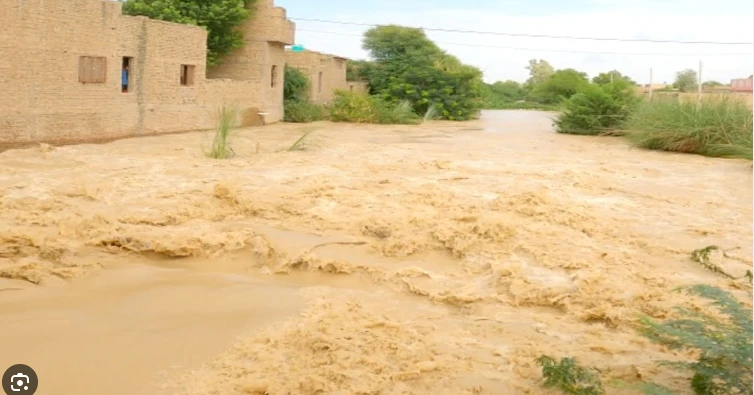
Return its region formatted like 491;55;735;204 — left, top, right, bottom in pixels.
623;96;753;159
537;284;753;395
283;66;325;123
284;65;310;102
555;80;640;135
639;284;753;395
284;100;324;123
327;91;420;124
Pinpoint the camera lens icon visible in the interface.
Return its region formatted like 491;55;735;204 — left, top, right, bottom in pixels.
2;365;38;395
10;374;29;392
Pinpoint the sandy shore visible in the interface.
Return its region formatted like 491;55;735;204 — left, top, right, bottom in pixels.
0;110;751;394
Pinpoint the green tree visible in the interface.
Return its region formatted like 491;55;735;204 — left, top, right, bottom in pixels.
529;68;590;104
359;25;484;120
673;69;698;92
122;0;255;66
525;59;555;86
592;70;636;86
702;80;724;88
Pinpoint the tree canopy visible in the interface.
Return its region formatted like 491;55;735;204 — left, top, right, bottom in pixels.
529;68;590;104
674;69;698;92
592;70;636;86
122;0;255;66
356;25;484;120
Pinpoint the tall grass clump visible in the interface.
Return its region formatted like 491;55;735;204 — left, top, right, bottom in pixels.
623;96;753;159
205;104;237;159
555;80;640;135
327;91;421;124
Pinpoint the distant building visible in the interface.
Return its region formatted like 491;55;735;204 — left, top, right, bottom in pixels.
731;76;753;93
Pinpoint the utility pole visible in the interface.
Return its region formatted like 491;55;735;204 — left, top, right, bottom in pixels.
648;67;653;101
697;60;703;107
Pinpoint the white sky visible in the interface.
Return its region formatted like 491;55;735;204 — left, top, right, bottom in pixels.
285;0;754;84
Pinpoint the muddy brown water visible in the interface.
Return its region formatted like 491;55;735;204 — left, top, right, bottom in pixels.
0;110;751;394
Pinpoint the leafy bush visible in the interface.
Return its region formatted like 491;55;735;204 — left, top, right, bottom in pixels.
284;65;310;102
327;91;420;124
283;65;324;123
537;284;753;395
555;80;640;135
639;284;753;395
284;100;324;123
623;96;753;159
537;355;605;395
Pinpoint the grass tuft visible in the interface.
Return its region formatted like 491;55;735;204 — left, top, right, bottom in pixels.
205;104;237;159
623;96;753;159
286;129;320;151
422;104;439;122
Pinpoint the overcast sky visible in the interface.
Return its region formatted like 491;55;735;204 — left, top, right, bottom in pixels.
276;0;754;84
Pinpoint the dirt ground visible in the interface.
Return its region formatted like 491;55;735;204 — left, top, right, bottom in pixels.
0;110;751;395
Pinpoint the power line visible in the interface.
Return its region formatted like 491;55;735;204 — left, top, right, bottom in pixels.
289;17;754;46
296;29;753;57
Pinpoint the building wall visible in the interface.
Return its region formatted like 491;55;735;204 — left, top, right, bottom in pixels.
284;50;349;103
731;76;753;93
347;81;369;95
208;0;295;123
0;0;293;149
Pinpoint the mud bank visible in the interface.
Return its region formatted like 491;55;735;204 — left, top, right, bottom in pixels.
0;110;751;394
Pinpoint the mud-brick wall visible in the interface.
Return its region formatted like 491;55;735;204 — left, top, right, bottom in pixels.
284;50;349;103
0;0;265;148
0;0;135;146
207;0;295;124
347;81;369;95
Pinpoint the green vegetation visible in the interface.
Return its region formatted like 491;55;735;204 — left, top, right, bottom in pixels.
555;79;640;135
122;0;255;66
538;284;752;395
283;66;325;123
673;69;699;92
328;92;420;124
346;25;485;121
623;96;753;159
205;105;236;159
537;355;605;395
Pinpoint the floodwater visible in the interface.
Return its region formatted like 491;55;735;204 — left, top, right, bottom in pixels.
0;110;751;394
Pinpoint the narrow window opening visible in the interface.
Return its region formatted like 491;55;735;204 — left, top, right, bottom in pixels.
180;64;195;86
122;57;132;93
318;72;323;93
270;65;278;88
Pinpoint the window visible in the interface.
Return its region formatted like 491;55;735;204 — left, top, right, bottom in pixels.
180;64;195;86
78;56;107;83
270;65;278;88
122;57;132;93
318;72;323;93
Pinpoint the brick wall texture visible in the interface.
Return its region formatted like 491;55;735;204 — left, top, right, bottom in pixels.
0;0;296;148
284;50;350;103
